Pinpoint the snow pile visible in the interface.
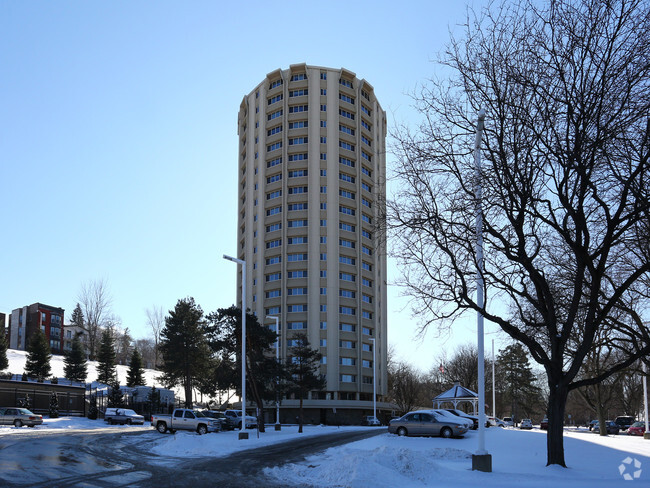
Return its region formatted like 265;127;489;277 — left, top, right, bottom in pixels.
267;444;471;488
148;425;370;457
266;428;650;487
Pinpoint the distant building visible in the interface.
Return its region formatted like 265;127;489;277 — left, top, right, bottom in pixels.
63;323;89;357
9;303;65;354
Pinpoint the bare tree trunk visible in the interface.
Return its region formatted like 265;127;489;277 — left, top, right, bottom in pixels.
595;384;607;436
184;369;192;409
146;306;164;368
78;278;112;361
245;361;266;433
298;396;304;433
547;382;568;467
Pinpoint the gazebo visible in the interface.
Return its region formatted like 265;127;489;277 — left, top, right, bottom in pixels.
432;381;479;415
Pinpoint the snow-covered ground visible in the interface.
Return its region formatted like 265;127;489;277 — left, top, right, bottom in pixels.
3;351;649;486
5;349;163;387
265;426;650;487
1;417;648;487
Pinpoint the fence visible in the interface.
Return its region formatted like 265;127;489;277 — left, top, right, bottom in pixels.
0;379;86;416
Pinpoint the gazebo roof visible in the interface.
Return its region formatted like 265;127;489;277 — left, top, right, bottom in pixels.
433;382;478;401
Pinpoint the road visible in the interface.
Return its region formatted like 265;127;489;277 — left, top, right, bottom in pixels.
0;427;384;487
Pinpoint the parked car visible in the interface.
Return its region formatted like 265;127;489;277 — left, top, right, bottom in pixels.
388;410;469;438
361;416;381;426
614;416;635;431
487;416;506;427
540;418;548;430
445;409;479;430
222;409;257;430
429;409;473;430
591;420;620;435
104;408;145;425
627;421;646;436
520;418;533;429
152;408;221;435
502;417;514;427
0;407;43;427
588;420;598;431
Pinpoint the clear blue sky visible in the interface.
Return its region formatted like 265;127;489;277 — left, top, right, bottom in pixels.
1;0;503;370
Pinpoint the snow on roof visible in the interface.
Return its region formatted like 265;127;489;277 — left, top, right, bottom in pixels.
433;383;478;400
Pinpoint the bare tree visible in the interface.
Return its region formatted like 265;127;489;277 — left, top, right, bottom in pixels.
389;0;650;467
113;327;133;365
146;305;164;368
439;344;480;393
77;278;113;360
388;361;423;415
133;338;156;369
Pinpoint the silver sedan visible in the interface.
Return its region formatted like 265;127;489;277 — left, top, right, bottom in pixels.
388;410;469;438
0;407;43;427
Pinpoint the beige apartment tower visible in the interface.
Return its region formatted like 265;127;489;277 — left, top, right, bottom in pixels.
236;64;388;423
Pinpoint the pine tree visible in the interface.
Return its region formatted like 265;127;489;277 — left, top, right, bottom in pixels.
147;385;162;416
496;343;542;421
19;394;32;410
88;395;98;420
126;348;146;387
0;333;8;371
70;303;84;329
64;334;88;383
286;332;325;433
107;377;124;407
96;329;117;385
24;329;52;381
206;306;281;432
49;392;59;418
159;297;211;409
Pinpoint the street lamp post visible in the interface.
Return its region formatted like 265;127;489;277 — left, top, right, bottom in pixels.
266;314;281;431
370;338;376;423
472;108;491;472
492;339;496;420
223;254;248;440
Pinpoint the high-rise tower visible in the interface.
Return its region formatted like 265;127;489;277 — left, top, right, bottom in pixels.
236;64;387;422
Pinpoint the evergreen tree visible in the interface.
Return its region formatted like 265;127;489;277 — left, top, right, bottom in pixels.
496;343;542;421
107;377;124;407
19;394;32;410
0;333;8;371
206;306;282;432
88;395;98;419
64;334;88;383
49;392;59;418
126;348;146;387
96;329;117;385
159;297;211;409
286;332;325;433
24;329;52;381
70;303;84;329
147;385;162;416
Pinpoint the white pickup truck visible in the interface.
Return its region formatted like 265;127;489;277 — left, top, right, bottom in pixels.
151;408;221;435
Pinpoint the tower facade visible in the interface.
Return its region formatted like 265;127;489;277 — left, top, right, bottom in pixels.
236;64;387;421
